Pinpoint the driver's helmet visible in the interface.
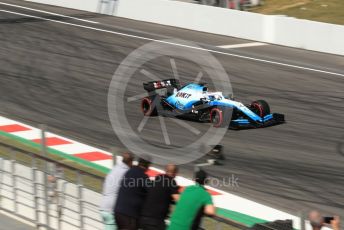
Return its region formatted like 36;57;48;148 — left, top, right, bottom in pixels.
215;94;222;100
208;94;222;101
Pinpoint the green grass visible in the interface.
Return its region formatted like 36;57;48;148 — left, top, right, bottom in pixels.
251;0;344;25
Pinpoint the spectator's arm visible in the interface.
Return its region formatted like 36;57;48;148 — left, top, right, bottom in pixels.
204;205;216;216
203;191;215;216
172;194;180;202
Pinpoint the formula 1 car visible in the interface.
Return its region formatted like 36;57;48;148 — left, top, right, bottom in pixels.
141;79;285;128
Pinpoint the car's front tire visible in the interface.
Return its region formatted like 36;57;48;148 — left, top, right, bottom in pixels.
250;100;270;118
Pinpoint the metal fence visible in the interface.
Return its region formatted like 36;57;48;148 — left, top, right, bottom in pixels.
0;143;104;230
0;140;246;230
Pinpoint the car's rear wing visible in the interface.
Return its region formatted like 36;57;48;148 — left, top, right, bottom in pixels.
143;79;180;92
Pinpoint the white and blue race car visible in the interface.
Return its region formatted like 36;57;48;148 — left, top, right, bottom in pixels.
141;79;285;128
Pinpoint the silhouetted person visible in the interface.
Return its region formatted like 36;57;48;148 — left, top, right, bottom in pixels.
114;156;151;230
309;210;340;230
140;164;180;230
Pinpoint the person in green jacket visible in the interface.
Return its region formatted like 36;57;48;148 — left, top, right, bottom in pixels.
168;169;216;230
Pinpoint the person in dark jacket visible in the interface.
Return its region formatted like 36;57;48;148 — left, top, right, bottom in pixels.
140;164;180;230
114;156;151;230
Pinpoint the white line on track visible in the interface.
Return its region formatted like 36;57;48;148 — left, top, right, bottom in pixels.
0;2;99;24
0;8;344;78
218;42;267;49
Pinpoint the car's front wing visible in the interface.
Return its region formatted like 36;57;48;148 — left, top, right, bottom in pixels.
230;113;285;129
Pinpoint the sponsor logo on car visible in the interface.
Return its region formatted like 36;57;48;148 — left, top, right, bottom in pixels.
176;92;192;98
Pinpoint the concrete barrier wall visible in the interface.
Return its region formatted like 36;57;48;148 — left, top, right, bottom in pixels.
115;0;266;41
273;16;344;55
25;0;344;55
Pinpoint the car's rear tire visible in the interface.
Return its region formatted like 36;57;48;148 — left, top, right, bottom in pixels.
250;100;270;118
141;97;157;116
